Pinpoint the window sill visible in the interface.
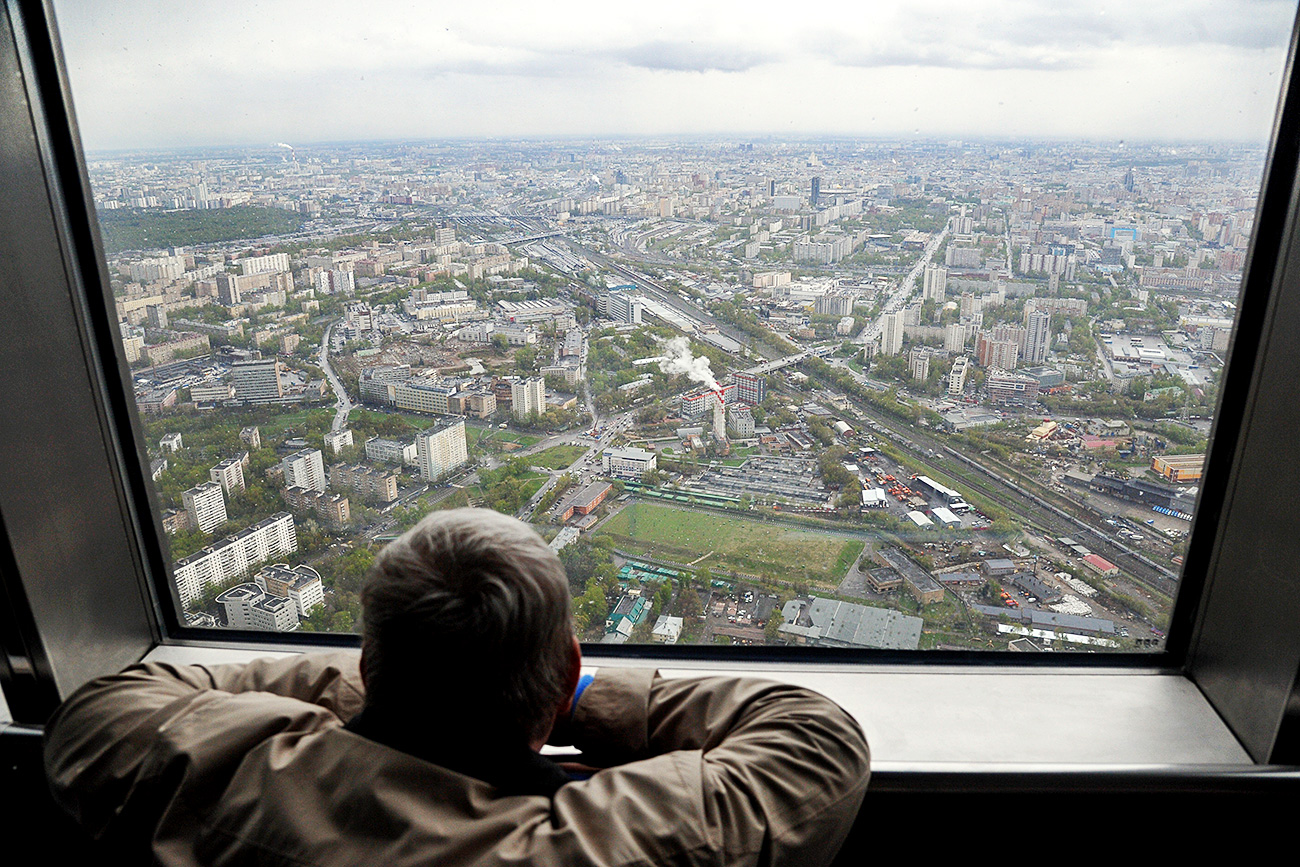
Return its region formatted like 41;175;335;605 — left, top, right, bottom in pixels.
142;643;1251;769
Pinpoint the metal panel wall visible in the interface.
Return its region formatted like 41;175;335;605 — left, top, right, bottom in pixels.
0;1;155;720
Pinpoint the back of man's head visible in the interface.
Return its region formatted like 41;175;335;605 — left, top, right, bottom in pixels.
360;508;573;745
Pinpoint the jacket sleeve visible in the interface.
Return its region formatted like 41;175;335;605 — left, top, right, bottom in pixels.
555;669;869;867
42;652;364;840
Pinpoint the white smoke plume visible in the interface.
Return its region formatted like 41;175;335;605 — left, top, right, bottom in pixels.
657;336;721;393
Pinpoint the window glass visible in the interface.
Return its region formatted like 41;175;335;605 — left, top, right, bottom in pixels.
53;0;1296;651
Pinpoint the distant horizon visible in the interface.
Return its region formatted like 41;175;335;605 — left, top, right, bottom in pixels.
80;132;1273;160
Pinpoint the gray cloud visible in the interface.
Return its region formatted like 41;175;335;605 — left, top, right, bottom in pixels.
608;41;771;73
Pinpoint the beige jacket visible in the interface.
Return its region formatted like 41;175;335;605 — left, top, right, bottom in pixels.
44;652;869;866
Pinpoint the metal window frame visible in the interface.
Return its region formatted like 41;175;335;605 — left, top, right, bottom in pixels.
1;0;1299;765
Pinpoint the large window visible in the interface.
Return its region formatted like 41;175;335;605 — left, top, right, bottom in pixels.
46;0;1298;655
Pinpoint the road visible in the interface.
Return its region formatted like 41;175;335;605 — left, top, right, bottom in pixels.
318;321;354;433
856;223;950;345
514;411;637;520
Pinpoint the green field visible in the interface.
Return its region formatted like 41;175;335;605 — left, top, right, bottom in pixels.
530;444;587;469
600;503;864;586
466;426;542;450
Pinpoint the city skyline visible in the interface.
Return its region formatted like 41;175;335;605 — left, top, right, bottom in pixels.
54;0;1297;150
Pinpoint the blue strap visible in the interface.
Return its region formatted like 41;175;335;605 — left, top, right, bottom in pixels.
570;673;595;722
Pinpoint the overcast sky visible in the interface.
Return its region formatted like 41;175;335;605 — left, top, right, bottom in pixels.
52;0;1298;151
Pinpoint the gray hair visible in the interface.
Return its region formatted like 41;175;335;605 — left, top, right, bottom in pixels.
360;508;573;744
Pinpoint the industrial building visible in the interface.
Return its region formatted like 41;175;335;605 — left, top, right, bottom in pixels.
1152;454;1206;483
779;597;922;649
877;548;945;605
913;475;970;510
555;482;613;522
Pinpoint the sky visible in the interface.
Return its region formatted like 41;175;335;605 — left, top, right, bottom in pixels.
52;0;1299;151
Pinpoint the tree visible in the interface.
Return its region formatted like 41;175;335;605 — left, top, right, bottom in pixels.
515;345;539;373
765;614;784;643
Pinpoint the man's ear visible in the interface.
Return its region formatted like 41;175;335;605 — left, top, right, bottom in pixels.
565;635;582;698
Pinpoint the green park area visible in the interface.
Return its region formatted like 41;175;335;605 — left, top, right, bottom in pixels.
600;503;863;587
529;444;587;469
98;205;307;256
465;425;542;452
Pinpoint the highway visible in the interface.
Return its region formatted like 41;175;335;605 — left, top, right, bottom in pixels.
318;321;355;433
856;222;950;345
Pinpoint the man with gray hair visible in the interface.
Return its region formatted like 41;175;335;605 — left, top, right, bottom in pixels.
46;508;870;865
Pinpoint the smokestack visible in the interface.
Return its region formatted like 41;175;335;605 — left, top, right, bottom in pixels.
713;398;726;443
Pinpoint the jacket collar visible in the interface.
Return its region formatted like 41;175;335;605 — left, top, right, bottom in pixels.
344;707;572;798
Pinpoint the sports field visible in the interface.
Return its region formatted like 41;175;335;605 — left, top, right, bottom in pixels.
600;503;863;585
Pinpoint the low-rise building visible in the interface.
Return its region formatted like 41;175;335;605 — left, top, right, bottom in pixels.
323;429;354;455
555;482;613;522
1152;453;1205;483
778;597;922;649
602;446;657;480
651;615;684;644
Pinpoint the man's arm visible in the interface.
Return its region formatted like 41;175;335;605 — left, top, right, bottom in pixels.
43;652;363;839
552;669;869;867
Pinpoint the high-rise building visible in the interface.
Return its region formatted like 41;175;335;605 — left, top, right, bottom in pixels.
330;464;400;504
122;333;145;363
814;292;855;317
731;371;766;407
810;176;821;205
604;291;644;324
174;514;299;609
949;356;970;395
727;405;755;438
216;582;300;632
239;426;261;450
209;457;246;494
512;377;546;419
146;304;168;330
922;265;948;304
1022;311;1052;365
281;448;326;493
239;253;290;276
908;347;932;381
416;420;468;481
182;481;227;533
944;323;967;352
976;333;1020;370
256;564;325;618
231;359;284;404
880;312;904;356
316;268;356;296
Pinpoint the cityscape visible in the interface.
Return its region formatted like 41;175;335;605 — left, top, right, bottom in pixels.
96;135;1258;652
